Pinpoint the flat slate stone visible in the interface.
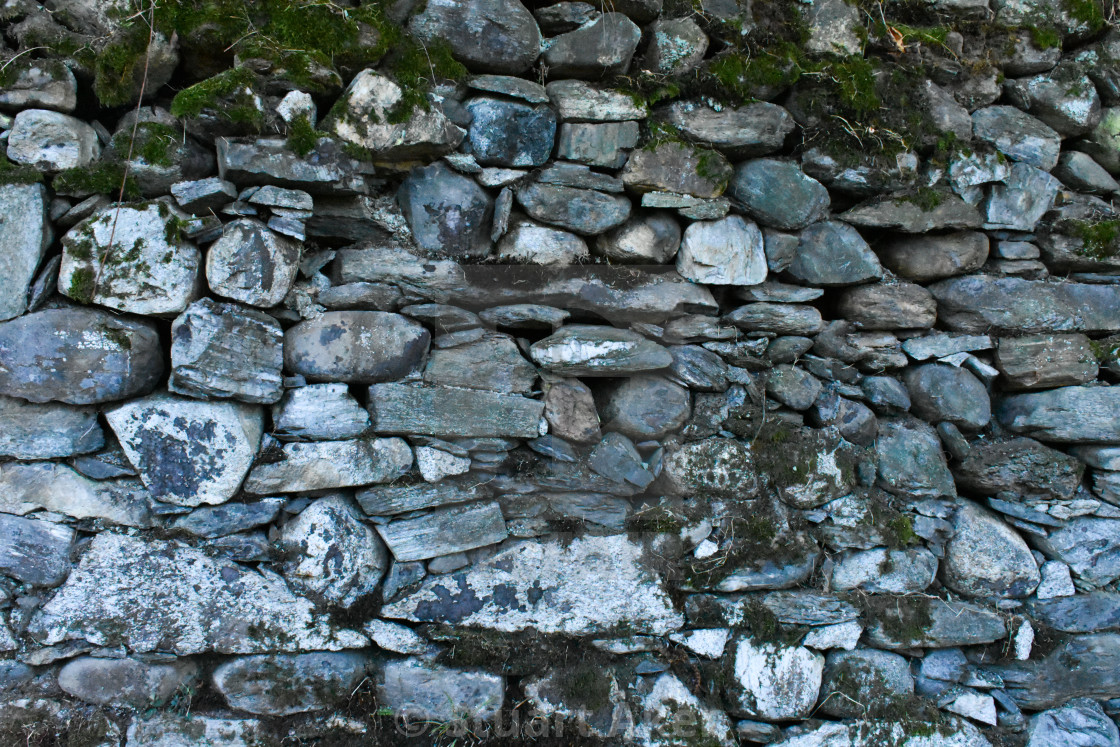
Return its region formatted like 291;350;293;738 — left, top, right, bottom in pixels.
994;334;1098;390
529;325;672;375
1034;518;1120;586
1029;593;1120;633
865;596;1007;649
368;383;544;438
244;437;413;493
356;479;493;516
516;181;631;235
0;396;103;459
0;463;152;527
0;183;52;321
0;514;74;587
170;499;283;539
991;633;1120;710
217;136;372;195
661;100;795;158
375;501;509;561
126;714;267;747
954;437;1084;499
929;276;1120;334
997;386;1120;443
272;383;371;441
423;335;537;393
545;80;649;122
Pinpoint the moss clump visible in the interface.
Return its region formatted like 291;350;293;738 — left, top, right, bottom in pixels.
53;163;140;199
1090;335;1120;363
1027;25;1062;49
99;324;132;350
169;66;261;126
285;113;322;157
380;38;467;124
650;699;724;747
67;267;97;304
858;594;934;645
900;186;945;211
93;24;151;107
113;122;181;167
0;155;44;185
1070;219;1120;260
1063;0;1107;30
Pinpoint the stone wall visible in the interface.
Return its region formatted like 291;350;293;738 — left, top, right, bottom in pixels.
0;0;1119;744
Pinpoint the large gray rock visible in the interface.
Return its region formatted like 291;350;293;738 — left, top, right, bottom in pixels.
930;277;1120;334
59;202;201;315
730;159;830;230
841;193;983;233
992;634;1120;710
284;311;430;384
595;212;680;263
169;298;283;404
876;231;988;282
0;59;77;112
170;499;282;539
382;535;683;634
496;220;589;265
409;0;541;74
1009;61;1103;137
424;335;536;393
643;17;708;74
58;656;198;709
830;547;939;593
244;437;412;494
788;221;882;286
106;394;263;507
530;325;671;375
818;649;914;718
621;141;732;198
953;437;1084;499
972;105;1062;170
214;652;370;716
204;218;301;308
676;215;767;285
376;660;505;722
0;396;102;459
465;97;556;167
994;334;1098;390
556;120;640;168
726;636;823;720
398;162;492;258
1054;149;1120;193
998;386;1120;443
28;532;367;654
5;109;99;172
660;437;759;499
661;100;794;158
272;384;370;441
369;383;543;438
376;501;508;561
0;184;51;321
904;364;991;430
598;375;691;440
216;136;372;195
1033;518;1120;586
876;419;956;498
864;596;1006;649
0;462;152;527
837;283;936;330
0;514;73;587
943;501;1040;598
983;162;1060;231
1030;593;1120;633
542;14;641;78
1026;698;1120;747
516;181;631;235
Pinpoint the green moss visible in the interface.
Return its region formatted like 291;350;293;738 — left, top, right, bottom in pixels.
859;594;934;645
0;155;44;186
650;699;724;747
1090;335;1120;363
285;113;322;156
1027;25;1062;49
1070;219;1120;259
900;186;945;211
54;163;140;199
99;324;133;350
1063;0;1107;30
93;24;150;107
380;38;467;124
113;122;181;167
67;267;97;304
169;66;259;122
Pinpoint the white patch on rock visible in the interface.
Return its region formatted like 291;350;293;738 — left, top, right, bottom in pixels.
669;628;730;658
728;636;824;720
416;446;472;482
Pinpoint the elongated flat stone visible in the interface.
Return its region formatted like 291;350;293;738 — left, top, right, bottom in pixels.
997;387;1120;443
368;383;543;438
244;437;412;494
0;463;152;527
0;514;73;586
357;479;492;516
930;276;1120;334
376;502;508;561
529;325;672;376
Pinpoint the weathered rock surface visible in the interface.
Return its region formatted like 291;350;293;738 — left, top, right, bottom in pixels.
661;100;794;158
6;109;99;172
542;14;641;78
0;462;152;527
876;419;956;498
730;159;830;230
272;384;370;441
598;375;691;440
368;383;543;438
398;162;492;258
125;714;267;746
930;277;1120;334
726;636;823;720
994;334;1098;390
0;396;103;459
410;0;541;74
0;514;73;587
676;215;767;286
943;501;1040;598
516;181;631;235
530;325;672;375
818;649;914;718
204;218;301;308
877;232;989;282
997;386;1120;443
954;437;1084;499
376;659;505;722
213;652;370;716
0;184;51;321
788;221;883;286
285;311;430;384
245;437;412;494
376;501;508;561
904;364;991;430
58;657;198;709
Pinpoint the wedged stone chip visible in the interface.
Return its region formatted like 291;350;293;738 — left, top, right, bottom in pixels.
204;218;301;308
836;283;936;330
6;109;99;172
213;652;370;716
409;0;541;74
106;394;263;507
953;437;1084;499
903;364;991;430
864;596;1006;649
788;221;882;286
381;535;684;635
398;162;493;258
59;202;201;315
676;215;767;285
284;311;430;383
325;70;464;160
216;137;372;195
272;383;371;441
530;325;671;375
542;13;641;78
972;105;1061;171
829;547;939;593
621;141;732;198
376;502;508;561
0;184;52;321
0;463;152;527
841;192;982;233
479;304;570;330
929;276;1120;334
28;532;367;654
660;437;759;498
465;97;556;167
1033;518;1120;586
0;514;73;587
376;659;505;722
589;432;654;489
516;181;631;235
170;499;283;539
876;231;988;282
818;649;914;718
244;437;412;494
730;159;830;230
876;419;955;498
169;298;283;404
997;386;1120;443
468;74;548;103
1025;698;1120;747
170;177;237;214
990;633;1120;710
994;334;1098;390
368;383;543;438
943;501;1040;598
0;396;102;459
726;636;823;720
357;479;493;516
660;100;794;158
58;656;198;709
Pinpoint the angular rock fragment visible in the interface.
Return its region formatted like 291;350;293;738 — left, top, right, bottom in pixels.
126;714;267;746
943;501;1040;598
994;334;1098;390
0;183;51;321
830;547;938;594
213;652;370;716
661;100;794;158
376;502;508;561
0;514;73;587
244;437;412;494
496;221;589;265
217;137;372;194
972;105;1061;171
357;479;493;516
953;437;1084;499
1033;518;1120;586
424;335;537;394
530;325;671;375
516;181;631;235
398;162;493;258
991;633;1120;710
545;80;649;122
543;377;601;443
730;159;830;230
837;283;937;330
633;673;734;747
272;384;370;440
595;212;680;263
284;311;430;384
788;221;882;286
676;215;767;285
1025;698;1120;747
205;218;301;308
543;13;641;78
368;383;543;438
621;141;732;198
170;499;282;539
467;97;557;167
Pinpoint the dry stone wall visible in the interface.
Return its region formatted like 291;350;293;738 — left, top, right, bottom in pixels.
0;0;1120;744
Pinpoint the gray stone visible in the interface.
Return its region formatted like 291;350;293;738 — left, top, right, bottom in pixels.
861;376;911;414
818;649;914;718
466;97;556;167
598;375;690;440
1010;62;1102;137
634;672;735;747
28;532;366;654
771;719;991;746
877;231;988;283
992;633;1120;710
805;0;863;55
0;396;102;459
1033;518;1120;586
106;394;262;507
468;74;548;103
902;334;993;362
994;334;1098;390
59;201;201;315
58;656;198;709
865;596;1006;649
216;136;372;195
660;437;759;499
497;220;589;264
837;283;936;330
205;218;301;308
424;335;537;393
0;462;152;527
0;184;51;321
0;514;73;587
0;59;77;112
676;215;766;286
765;365;822;411
410;0;540;74
661;100;794;158
1030;593;1120;634
983;162;1060;231
669;344;729;391
730;159;830;230
170;177;237;214
556;121;640;168
904;364;991;430
376;501;508;561
876;419;956;498
543;377;600;443
750;427;860;509
1078;108;1120;174
972;105;1061;171
788;221;882;286
125;714;266;747
284;311;429;384
930;277;1120;334
726;636;824;720
725;303;823;336
595;212;680;263
398;162;492;259
171;499;283;539
480;304;569;330
5;109;99;173
806;393;879;447
545;79;648;122
588;431;654;489
1054;151;1120;193
954;437;1084;499
830;547;939;593
998;386;1120;443
543;13;641;78
213;652;369;716
245;437;412;494
376;659;505;722
326;70;464;160
516;181;630;235
533;2;597;33
106;118;214;198
382;535;683;634
621;142;732;199
921;79;974;141
643;18;708;75
357;479;492;516
842;192;982;234
530;325;671;375
272;384;370;441
1037;560;1077;599
537;161;624;192
944;501;1040;598
369;383;544;438
1026;698;1120;747
169;298;283;404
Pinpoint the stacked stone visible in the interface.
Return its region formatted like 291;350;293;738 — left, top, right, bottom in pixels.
0;0;1119;744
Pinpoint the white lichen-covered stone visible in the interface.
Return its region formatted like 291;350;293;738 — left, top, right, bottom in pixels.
669;628;730;658
363;619;436;655
272;383;371;441
106;393;263;507
381;535;684;635
416;446;472;482
6;109;100;172
772;718;992;746
633;672;735;747
28;532;368;654
212;652;371;716
726;636;824;720
244;437;412;493
945;691;998;725
0;462;152;527
523;666;635;740
802;621;863;651
676;216;767;286
205;218;301;308
126;714;267;747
